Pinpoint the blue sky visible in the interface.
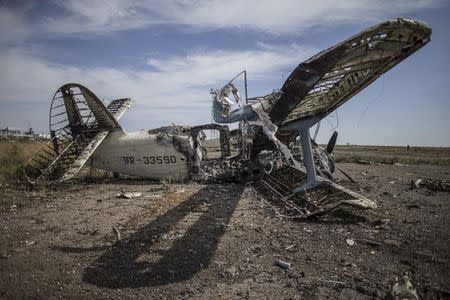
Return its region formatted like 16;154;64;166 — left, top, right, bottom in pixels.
0;0;449;146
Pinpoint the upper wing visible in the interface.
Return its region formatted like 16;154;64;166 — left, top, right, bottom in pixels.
268;18;432;126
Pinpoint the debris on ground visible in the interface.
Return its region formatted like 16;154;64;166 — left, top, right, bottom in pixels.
390;272;419;300
218;265;238;278
1;162;449;299
112;226;121;241
116;191;143;199
346;238;355;246
410;178;449;192
275;259;292;269
145;194;162;199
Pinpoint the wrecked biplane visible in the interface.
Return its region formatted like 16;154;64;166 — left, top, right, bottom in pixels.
24;18;431;217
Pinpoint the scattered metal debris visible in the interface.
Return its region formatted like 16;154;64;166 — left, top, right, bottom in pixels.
112;226;121;241
116;191;142;199
390;272;419;300
275;259;292;269
410;178;449;192
345;238;355;246
224;266;238;278
252;166;376;219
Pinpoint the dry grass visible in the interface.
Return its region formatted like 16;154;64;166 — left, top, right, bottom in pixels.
333;145;450;165
0;139;46;182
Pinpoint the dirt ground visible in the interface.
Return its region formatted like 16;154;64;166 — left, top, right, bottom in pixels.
1;162;449;299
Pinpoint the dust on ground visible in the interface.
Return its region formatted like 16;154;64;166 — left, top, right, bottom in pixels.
1;162;449;299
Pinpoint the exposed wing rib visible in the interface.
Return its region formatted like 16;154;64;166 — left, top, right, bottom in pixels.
269;18;431;126
107;98;133;121
79;86;120;129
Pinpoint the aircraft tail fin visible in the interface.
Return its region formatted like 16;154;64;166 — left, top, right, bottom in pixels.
49;83;132;133
24;83;132;184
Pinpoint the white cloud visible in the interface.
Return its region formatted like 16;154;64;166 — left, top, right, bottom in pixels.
0;6;30;45
0;1;446;143
44;0;158;34
42;0;444;34
0;0;443;47
0;44;314;131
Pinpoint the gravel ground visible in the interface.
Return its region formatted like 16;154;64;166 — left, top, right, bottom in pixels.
1;162;449;299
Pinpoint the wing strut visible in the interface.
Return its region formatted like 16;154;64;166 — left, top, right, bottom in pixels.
250;103;330;192
295;125;329;192
276;115;333;192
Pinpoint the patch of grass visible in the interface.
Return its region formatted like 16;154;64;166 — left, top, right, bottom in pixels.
160;176;174;193
0;143;27;182
0;139;46;183
332;145;450;166
335;154;450;165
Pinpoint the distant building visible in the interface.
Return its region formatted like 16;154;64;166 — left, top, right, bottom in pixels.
0;127;50;140
0;127;22;137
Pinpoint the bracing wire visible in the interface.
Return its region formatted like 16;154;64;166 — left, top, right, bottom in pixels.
357;76;385;127
324;109;339;132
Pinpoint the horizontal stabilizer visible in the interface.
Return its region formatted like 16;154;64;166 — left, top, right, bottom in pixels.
107;98;133;122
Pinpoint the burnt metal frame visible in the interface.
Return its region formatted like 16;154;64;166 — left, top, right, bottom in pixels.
189;123;232;158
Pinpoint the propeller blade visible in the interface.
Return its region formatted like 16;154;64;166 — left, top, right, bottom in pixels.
326;131;338;154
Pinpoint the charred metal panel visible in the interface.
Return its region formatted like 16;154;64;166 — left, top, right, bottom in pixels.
189;124;231;158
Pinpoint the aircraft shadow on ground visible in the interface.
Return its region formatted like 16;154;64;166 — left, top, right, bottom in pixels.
79;185;244;288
